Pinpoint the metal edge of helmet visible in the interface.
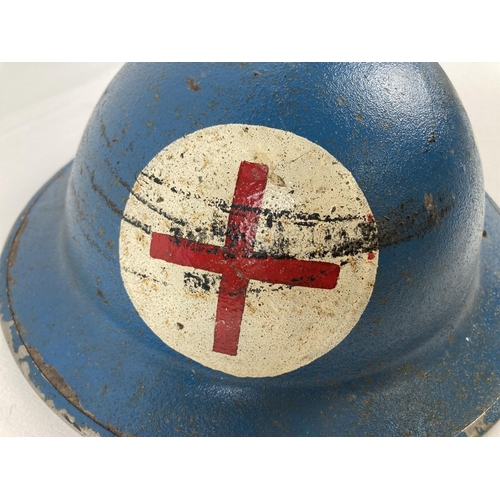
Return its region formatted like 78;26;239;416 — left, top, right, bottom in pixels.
2;62;500;436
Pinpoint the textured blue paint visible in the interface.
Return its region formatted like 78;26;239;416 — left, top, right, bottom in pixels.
1;63;500;436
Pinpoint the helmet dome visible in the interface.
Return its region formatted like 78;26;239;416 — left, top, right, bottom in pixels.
2;63;499;436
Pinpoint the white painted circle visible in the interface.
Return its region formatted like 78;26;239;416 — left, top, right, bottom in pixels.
119;124;378;377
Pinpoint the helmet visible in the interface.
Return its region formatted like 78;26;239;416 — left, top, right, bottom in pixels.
2;62;499;436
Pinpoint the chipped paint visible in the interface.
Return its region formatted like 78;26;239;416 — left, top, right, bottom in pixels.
1;311;101;437
461;397;500;436
462;414;494;437
1;314;15;352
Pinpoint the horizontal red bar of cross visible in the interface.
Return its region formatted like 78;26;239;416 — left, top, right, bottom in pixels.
150;161;340;356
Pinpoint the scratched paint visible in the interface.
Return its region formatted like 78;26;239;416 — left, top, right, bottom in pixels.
120;124;378;377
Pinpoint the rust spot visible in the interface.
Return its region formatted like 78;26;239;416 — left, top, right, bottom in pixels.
246;301;257;314
187;78;201;92
97;289;110;306
8;216;29;269
402;272;412;284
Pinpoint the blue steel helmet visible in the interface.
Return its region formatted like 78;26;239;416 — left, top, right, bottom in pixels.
1;63;499;436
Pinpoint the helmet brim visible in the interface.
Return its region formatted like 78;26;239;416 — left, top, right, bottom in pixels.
2;163;500;436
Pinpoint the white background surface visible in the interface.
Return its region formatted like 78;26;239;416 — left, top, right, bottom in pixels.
1;62;499;437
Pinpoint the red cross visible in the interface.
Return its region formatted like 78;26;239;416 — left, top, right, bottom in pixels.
150;161;340;356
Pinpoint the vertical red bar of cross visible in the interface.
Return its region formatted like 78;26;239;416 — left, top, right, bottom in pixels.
212;161;269;356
